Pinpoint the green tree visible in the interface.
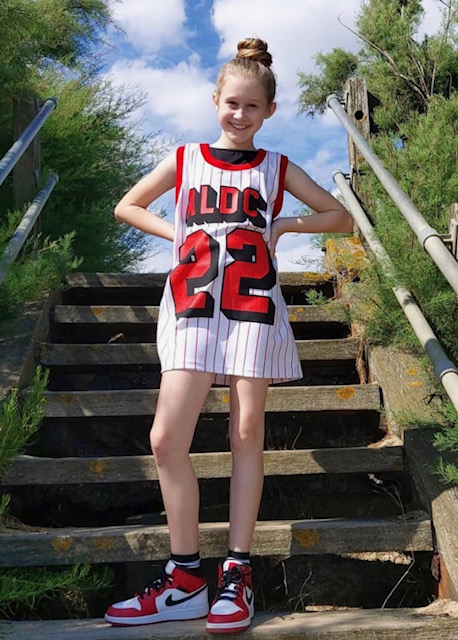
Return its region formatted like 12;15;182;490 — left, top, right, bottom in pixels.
0;0;167;278
299;0;458;130
297;0;458;477
298;49;359;117
36;70;165;271
0;0;111;99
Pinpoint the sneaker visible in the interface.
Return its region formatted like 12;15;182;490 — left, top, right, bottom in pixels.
104;560;209;626
206;561;254;634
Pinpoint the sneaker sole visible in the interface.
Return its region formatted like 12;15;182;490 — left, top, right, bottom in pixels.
206;617;252;633
105;605;209;626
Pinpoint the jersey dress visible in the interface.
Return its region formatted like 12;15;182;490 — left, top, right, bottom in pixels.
157;142;302;385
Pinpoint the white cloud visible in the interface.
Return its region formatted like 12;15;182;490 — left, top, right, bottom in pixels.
108;0;448;275
139;237;173;273
212;0;447;116
212;0;360;112
109;58;219;138
303;148;335;185
111;0;188;54
418;0;446;38
275;231;325;272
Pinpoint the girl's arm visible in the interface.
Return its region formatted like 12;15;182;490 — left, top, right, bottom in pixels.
270;161;353;255
114;152;177;242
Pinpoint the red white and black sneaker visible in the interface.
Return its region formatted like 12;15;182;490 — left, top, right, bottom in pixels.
206;561;254;634
104;560;209;626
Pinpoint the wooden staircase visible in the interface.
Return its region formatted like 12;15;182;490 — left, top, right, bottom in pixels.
2;271;456;638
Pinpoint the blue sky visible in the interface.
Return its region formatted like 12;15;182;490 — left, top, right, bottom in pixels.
105;0;442;272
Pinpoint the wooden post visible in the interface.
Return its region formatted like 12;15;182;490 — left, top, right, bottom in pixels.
344;77;371;198
448;203;458;261
12;98;41;211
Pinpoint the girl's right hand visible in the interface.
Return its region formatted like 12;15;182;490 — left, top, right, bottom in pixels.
269;218;286;258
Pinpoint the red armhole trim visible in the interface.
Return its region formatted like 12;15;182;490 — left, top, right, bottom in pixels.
175;146;185;202
273;155;288;218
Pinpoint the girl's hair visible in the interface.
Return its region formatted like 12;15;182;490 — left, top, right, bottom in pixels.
215;38;276;105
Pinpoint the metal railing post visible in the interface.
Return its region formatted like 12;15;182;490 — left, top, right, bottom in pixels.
0;97;57;188
327;94;458;298
0;174;59;285
333;170;458;414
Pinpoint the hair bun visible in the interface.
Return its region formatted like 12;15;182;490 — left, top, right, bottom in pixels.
236;38;272;68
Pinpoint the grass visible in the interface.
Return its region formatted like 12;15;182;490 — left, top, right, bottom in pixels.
0;367;114;617
0;564;113;619
0;231;81;328
0;367;48;478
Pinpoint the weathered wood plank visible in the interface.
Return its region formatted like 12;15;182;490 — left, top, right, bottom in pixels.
54;304;343;325
42;384;380;417
3;445;403;485
368;345;446;434
345;77;372;200
324;237;370;282
404;429;458;601
38;338;360;367
39;342;160;365
64;272;333;290
12;98;41;210
0;512;432;567
368;345;458;600
4;605;458;640
54;305;160;324
0;292;58;396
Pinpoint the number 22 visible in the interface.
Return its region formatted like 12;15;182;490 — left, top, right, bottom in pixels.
170;228;276;325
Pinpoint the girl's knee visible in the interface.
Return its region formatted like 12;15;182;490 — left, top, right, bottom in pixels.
150;425;176;462
229;417;264;454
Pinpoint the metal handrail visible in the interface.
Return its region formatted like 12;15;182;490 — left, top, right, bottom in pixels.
333;170;458;414
0;97;57;188
0;97;58;284
0;174;59;286
326;94;458;298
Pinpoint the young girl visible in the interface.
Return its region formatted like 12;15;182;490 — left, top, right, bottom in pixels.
105;37;353;633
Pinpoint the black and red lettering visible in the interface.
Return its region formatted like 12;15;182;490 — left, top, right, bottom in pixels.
169;229;276;324
170;230;219;318
221;229;276;324
186;185;266;229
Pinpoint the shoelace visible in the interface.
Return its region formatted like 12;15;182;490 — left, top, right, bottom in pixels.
215;566;245;600
139;568;172;599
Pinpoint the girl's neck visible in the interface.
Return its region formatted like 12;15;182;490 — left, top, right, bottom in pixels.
211;133;257;152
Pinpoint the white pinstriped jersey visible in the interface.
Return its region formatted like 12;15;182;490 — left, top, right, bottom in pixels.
157;142;302;384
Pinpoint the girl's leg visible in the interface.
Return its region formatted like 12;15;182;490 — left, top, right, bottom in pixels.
206;377;269;634
150;369;214;554
227;376;269;552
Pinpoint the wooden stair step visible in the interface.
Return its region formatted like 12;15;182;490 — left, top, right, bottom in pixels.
42;384;380;417
4;606;458;640
0;512;432;567
64;271;333;290
3;445;403;485
39;338;360;366
54;304;342;325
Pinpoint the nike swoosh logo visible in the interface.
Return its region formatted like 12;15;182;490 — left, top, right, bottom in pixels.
165;584;207;607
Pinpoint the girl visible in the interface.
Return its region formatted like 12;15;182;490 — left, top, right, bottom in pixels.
105;38;353;633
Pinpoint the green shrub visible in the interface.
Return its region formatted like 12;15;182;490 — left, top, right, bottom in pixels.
0;564;113;619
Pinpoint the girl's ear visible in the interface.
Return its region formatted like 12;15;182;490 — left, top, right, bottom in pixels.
213;92;219;109
265;102;277;119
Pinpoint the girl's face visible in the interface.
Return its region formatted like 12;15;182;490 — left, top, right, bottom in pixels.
213;73;276;149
